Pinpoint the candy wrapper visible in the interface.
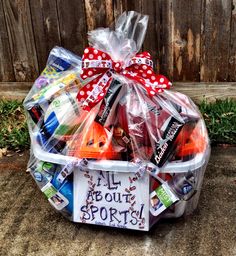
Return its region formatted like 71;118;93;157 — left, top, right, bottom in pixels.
24;11;210;231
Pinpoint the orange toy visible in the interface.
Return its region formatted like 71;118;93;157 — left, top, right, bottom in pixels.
69;121;120;160
175;123;206;158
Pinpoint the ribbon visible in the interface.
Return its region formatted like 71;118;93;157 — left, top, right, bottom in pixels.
77;47;172;110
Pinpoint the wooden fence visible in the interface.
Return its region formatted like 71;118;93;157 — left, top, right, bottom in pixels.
0;0;236;99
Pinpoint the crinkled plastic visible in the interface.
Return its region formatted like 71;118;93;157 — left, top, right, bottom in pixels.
24;11;210;231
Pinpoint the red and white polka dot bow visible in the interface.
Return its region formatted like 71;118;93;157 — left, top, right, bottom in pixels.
77;47;172;110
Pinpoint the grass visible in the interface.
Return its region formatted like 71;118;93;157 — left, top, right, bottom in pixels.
199;99;236;145
0;100;29;151
0;98;235;152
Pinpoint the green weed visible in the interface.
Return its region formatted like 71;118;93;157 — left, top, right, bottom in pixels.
199;99;236;145
0;100;29;150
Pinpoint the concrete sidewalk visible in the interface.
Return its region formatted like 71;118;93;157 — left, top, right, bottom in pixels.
0;147;235;256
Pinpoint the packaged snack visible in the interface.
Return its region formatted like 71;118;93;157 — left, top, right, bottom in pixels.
24;11;210;231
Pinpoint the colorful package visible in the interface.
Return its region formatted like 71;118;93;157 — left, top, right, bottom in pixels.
24;11;210;231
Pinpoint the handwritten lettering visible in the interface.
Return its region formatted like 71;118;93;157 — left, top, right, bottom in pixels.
80;171;146;228
80;205;144;226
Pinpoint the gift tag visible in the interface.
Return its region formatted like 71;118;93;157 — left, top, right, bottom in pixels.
56;165;74;184
150;183;178;216
41;183;69;211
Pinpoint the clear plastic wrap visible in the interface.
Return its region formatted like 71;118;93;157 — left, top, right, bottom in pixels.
24;11;210;231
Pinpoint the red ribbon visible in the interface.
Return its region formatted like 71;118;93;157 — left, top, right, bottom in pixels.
77;47;172;110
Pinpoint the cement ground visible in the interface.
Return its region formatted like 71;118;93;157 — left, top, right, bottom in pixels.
0;147;235;256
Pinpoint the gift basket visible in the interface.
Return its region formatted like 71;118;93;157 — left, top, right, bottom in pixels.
24;11;210;231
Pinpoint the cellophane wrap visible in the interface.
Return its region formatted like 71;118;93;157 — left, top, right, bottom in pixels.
24;11;210;231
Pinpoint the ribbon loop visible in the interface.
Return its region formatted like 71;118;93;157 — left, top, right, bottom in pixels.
77;47;172;111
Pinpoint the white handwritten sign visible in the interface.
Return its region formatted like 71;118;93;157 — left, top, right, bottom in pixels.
74;169;150;230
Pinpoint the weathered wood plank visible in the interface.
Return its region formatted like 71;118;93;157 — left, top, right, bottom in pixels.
2;0;38;81
142;0;160;72
105;0;114;27
159;0;202;81
84;0;114;31
173;0;202;81
200;0;232;82
159;0;174;79
0;0;235;84
0;82;32;101
0;82;32;91
29;0;61;72
56;0;87;56
228;0;236;81
174;82;236;102
0;0;14;81
1;82;236;103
